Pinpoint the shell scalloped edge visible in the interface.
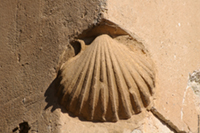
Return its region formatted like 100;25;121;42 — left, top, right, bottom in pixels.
56;34;155;122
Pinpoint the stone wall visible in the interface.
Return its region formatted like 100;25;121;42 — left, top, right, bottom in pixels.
0;0;200;133
0;0;103;132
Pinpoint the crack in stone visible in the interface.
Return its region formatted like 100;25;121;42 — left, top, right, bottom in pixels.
150;107;186;133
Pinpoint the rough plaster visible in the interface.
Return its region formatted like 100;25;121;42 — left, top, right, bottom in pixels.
0;0;103;132
0;0;200;133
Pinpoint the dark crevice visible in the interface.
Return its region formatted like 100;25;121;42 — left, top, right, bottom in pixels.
77;19;129;39
12;127;19;132
70;40;82;56
12;121;31;133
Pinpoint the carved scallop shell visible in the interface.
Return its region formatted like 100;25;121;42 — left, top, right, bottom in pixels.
56;34;155;122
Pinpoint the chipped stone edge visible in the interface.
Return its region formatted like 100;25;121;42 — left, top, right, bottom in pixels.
149;70;200;133
150;107;186;133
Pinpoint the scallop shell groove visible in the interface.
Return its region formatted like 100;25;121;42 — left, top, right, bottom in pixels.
56;34;155;122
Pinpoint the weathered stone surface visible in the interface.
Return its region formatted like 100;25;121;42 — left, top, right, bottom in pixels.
104;0;200;132
59;109;146;133
141;112;175;133
189;69;200;98
0;0;103;132
58;109;176;133
1;0;200;132
181;86;198;133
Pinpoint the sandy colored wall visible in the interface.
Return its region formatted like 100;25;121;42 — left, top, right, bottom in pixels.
104;0;200;132
0;0;200;133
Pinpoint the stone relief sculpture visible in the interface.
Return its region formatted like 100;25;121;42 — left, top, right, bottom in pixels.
55;22;156;122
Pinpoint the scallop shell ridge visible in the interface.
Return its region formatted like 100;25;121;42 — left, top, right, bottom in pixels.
56;34;155;122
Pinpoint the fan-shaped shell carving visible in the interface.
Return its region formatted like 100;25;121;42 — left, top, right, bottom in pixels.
56;34;155;122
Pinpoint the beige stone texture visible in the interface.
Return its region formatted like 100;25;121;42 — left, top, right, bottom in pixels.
59;109;146;133
181;86;198;133
141;112;174;133
104;0;200;132
59;110;176;133
1;0;200;133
